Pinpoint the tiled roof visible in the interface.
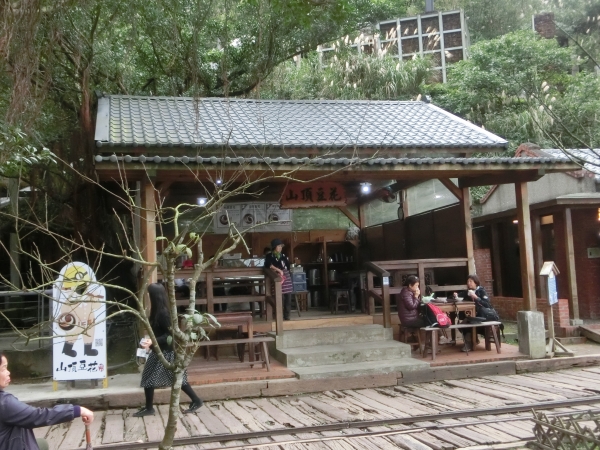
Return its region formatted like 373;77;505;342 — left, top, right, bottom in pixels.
94;154;569;166
94;96;508;151
537;148;600;177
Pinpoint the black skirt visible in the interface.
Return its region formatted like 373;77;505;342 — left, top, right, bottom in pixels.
140;350;188;388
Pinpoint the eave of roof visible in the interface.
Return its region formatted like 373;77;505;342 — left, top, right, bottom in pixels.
94;154;569;166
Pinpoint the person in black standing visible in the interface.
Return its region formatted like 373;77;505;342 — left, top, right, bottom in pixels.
264;239;293;320
133;283;203;417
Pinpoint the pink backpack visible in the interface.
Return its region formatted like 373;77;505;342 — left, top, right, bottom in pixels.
424;303;451;328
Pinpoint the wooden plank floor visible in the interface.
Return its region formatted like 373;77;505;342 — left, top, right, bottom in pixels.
41;366;600;450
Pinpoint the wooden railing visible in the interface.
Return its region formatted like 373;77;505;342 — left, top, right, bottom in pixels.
164;266;285;336
364;258;469;329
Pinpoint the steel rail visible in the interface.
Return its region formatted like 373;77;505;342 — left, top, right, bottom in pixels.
79;394;600;450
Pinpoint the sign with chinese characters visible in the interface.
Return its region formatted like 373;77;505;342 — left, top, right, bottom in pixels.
52;262;107;381
281;182;346;208
213;202;292;233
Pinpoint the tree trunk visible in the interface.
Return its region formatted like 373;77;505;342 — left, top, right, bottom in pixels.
160;370;184;450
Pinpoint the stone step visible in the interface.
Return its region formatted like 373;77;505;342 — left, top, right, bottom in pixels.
271;324;393;349
556;336;587;345
276;340;412;368
291;359;430;379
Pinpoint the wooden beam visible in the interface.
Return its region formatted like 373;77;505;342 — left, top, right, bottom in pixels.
564;208;580;321
458;171;544;188
462;187;475;274
515;182;536;311
338;206;360;228
491;222;503;297
438;178;462;201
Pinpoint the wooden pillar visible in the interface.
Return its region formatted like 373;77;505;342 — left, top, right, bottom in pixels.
515;182;536;311
564;208;580;321
532;214;547;300
358;203;367;229
140;179;157;285
462;187;475;274
490;222;503;297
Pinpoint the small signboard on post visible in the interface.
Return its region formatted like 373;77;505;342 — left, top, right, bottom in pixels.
52;262;107;389
539;261;573;358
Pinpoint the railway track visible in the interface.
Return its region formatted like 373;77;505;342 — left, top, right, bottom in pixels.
84;396;600;449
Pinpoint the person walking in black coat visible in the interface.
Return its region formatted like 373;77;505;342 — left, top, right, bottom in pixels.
0;350;94;450
133;283;203;417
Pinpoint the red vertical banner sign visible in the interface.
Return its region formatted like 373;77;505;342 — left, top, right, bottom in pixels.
281;182;347;208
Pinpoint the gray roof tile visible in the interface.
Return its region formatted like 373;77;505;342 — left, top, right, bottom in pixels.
94;154;569;166
94;95;508;151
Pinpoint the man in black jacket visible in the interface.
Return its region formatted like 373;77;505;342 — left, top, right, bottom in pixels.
0;350;94;450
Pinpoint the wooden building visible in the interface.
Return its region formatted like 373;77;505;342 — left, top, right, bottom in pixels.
93;96;578;370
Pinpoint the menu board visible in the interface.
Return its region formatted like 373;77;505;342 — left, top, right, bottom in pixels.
214;202;292;233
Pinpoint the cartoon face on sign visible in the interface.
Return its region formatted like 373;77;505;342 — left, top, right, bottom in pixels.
61;264;92;294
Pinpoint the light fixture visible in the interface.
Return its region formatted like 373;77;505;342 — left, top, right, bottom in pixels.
360;182;371;194
216;178;222;186
197;197;207;206
512;219;518;224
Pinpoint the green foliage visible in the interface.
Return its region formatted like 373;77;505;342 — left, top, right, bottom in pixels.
0;124;56;177
428;30;579;150
260;48;431;101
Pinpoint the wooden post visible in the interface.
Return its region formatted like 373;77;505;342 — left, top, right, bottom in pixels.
491;222;503;296
206;272;214;314
564;208;580;322
140;179;157;285
382;275;391;329
515;182;536;311
462;187;475;274
532;214;547;300
367;271;374;315
358;203;367;229
275;277;283;336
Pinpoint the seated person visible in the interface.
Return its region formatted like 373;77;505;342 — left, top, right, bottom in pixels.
396;276;427;343
457;274;493;352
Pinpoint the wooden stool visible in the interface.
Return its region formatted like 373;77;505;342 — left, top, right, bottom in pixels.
399;325;422;351
330;289;351;314
293;291;308;314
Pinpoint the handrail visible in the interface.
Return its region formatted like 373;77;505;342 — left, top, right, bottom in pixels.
364;262;391;328
263;269;284;336
364;262;390;278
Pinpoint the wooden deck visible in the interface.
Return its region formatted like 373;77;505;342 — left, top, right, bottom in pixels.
34;366;600;449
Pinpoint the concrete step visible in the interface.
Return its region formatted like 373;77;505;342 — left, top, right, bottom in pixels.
291;359;430;379
276;340;412;368
556;336;587;345
272;324;393;349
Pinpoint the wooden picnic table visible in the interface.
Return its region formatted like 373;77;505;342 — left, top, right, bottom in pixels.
432;300;476;342
422;321;502;360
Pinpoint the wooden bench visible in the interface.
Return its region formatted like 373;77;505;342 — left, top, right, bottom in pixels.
421;321;502;360
195;336;275;371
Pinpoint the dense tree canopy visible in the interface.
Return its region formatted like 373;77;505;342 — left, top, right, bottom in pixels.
0;0;412;240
